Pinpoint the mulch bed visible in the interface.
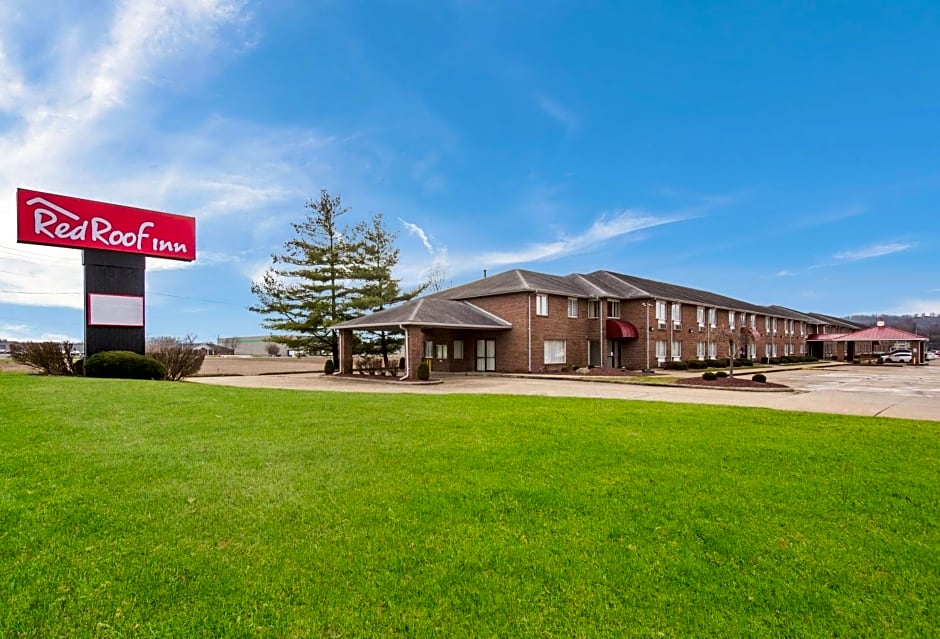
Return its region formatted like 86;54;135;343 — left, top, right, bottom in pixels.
676;377;789;389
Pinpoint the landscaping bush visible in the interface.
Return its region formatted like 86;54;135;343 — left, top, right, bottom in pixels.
733;358;753;367
664;361;689;370
702;371;717;381
146;336;205;381
705;358;728;368
84;351;166;380
769;357;782;365
10;341;82;376
752;373;767;383
323;359;336;375
715;371;729;379
417;362;430;381
688;360;708;369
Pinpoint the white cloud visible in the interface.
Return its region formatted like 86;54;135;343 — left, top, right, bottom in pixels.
833;242;914;262
776;270;796;277
478;209;686;267
536;94;578;132
399;219;450;284
0;0;278;309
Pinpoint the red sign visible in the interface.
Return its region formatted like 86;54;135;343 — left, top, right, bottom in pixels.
16;188;196;261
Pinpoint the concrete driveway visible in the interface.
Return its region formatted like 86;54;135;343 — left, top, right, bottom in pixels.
189;363;940;421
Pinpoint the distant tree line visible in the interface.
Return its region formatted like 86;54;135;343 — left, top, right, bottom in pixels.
847;314;940;348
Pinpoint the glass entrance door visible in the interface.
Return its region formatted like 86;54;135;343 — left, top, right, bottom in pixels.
476;339;496;371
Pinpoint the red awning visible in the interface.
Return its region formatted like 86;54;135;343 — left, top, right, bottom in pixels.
744;327;761;340
606;318;639;339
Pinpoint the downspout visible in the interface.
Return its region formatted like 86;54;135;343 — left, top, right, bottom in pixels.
599;299;604;369
399;324;409;381
527;293;533;373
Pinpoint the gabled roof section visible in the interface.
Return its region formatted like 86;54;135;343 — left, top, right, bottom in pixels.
805;312;864;330
765;305;823;323
332;298;512;331
430;268;588;300
584;270;769;313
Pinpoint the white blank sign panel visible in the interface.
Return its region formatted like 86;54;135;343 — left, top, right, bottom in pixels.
88;294;144;326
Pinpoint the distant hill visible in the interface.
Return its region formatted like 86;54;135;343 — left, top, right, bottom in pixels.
846;314;940;348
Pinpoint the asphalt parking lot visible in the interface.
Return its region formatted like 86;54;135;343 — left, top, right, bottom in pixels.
190;362;939;421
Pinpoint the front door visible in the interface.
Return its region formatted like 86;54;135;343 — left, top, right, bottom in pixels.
609;341;622;368
476;339;496;371
589;340;601;367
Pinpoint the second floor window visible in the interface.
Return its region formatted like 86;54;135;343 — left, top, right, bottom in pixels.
536;294;548;316
588;300;601;319
568;298;578;318
607;300;620;318
656;301;667;328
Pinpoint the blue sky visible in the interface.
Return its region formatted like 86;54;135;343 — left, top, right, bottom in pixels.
2;1;939;343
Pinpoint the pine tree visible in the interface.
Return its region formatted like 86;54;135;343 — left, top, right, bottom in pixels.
249;190;362;368
351;214;428;366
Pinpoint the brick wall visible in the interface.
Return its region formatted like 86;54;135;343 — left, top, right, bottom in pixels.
402;294;813;374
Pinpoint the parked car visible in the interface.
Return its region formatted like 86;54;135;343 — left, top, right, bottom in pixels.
925;350;938;361
882;349;913;363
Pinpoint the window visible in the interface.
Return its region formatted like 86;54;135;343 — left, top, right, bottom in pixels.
435;343;448;359
799;343;806;355
800;322;806;336
424;341;434;358
765;344;772;358
765;316;771;332
671;340;681;361
771;343;777;357
728;310;735;329
696;341;706;360
588;300;601;319
748;343;756;360
708;308;717;328
708;341;717;359
568;298;578;318
544;339;566;364
656;301;667;329
453;340;464;360
772;317;778;335
696;306;705;327
672;302;682;329
535;293;549;316
749;314;756;329
607;300;620;318
655;339;667;363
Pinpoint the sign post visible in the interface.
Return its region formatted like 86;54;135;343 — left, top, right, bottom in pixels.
16;188;196;357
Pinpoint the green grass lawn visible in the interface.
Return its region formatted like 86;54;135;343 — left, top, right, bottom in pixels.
1;374;937;638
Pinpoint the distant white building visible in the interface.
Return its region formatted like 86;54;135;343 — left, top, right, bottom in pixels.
218;335;288;356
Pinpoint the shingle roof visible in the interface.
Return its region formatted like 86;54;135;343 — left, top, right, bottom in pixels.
832;325;928;342
583;271;770;313
332;298;512;331
340;268;858;332
429;269;588;300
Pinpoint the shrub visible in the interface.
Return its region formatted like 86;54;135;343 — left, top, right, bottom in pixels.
664;361;689;370
417;362;430;381
85;351;166;380
706;358;728;368
752;373;767;383
733;358;753;367
324;359;336;375
146;336;205;381
702;371;717;381
715;371;729;379
688;360;708;369
10;341;83;376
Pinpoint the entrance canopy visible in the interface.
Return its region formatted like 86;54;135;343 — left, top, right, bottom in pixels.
606;318;639;339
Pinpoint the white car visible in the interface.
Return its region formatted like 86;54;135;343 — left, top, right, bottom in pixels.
882;349;913;363
926;350;938;361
